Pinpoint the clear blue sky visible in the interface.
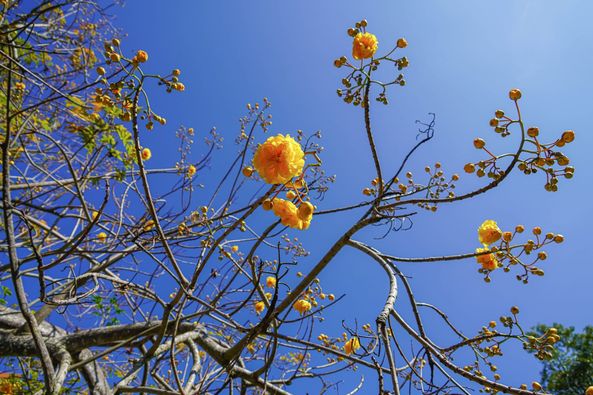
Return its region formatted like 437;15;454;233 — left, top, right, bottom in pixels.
117;1;593;392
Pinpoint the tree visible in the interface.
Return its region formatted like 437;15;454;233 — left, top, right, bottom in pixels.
529;324;593;395
0;1;578;394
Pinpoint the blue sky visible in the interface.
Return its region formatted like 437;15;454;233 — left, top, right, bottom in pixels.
117;1;593;392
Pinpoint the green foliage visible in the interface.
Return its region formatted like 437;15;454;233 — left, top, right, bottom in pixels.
529;324;593;395
92;294;123;326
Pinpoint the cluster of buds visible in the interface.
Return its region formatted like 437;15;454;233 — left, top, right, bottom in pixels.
475;219;564;283
464;89;575;192
334;19;408;107
163;68;185;93
524;327;560;361
279;352;310;366
518;127;575;192
380;163;458;212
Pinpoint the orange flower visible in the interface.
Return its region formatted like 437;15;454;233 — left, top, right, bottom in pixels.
293;299;312;315
344;337;361;355
352;32;378;60
475;247;499;271
478;220;502;246
253;134;304;184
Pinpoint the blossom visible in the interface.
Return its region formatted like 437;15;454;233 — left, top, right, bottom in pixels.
253;134;304;184
478;220;502;246
293;299;312;315
352;32;378;60
141;148;152;161
344;337;361;355
97;232;107;243
254;301;265;315
266;276;276;288
272;198;300;228
187;165;196;177
475;247;499;271
271;199;313;230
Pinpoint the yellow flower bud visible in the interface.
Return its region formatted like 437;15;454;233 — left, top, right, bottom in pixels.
473;138;486;149
262;199;273;211
135;50;148;63
510;306;520;315
509;88;522;101
464;163;475;173
561;130;575;143
527;127;539;137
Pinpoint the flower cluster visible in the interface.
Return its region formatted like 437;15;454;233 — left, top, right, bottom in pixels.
464;89;575;192
334;19;408;106
474;220;564;283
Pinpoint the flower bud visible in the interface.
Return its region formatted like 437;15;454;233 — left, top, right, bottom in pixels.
510;306;520;314
509;88;522;101
464;163;475;173
561;130;575;143
527;127;539;137
242;166;254;177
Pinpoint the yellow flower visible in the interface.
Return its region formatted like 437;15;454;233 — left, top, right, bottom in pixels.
352;32;378;60
141;148;152;161
97;232;107;243
475;247;499;271
271;199;313;230
272;198;300;227
344;337;361;355
293;299;312;315
254;301;265;315
266;276;276;288
478;220;502;246
253;134;304;185
187;165;196;177
231;245;239;253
